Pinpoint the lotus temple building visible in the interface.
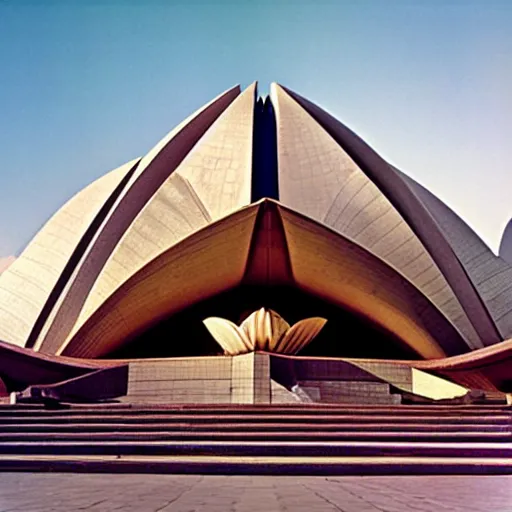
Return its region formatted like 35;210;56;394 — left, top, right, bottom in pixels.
1;82;512;407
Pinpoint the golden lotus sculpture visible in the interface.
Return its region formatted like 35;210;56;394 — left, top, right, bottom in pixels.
203;308;327;356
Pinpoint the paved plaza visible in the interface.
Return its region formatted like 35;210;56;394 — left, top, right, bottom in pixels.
0;473;511;512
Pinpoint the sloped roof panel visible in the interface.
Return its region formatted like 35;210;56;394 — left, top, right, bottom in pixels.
0;160;136;347
271;84;482;350
402;173;512;341
35;86;240;354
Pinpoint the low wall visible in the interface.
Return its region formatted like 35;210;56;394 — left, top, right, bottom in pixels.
124;357;232;404
124;353;270;404
121;354;467;405
270;354;388;386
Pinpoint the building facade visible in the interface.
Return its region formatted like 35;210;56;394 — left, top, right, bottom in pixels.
1;83;511;404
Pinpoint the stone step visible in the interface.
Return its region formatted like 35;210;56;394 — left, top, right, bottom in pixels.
0;421;508;433
0;404;509;415
0;413;509;425
0;454;512;475
1;440;512;458
1;430;510;443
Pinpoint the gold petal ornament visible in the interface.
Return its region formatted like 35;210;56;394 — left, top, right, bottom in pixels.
203;308;327;355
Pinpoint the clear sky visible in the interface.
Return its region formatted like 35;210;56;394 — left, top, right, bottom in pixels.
0;0;511;257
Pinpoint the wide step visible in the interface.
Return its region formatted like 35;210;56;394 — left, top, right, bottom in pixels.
0;414;508;425
1;431;509;443
1;454;512;475
1;440;512;458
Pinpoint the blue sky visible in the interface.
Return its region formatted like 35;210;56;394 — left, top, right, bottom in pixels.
0;0;511;256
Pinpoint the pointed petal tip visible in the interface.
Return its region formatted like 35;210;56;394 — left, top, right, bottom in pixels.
203;316;251;355
305;316;328;325
269;82;286;103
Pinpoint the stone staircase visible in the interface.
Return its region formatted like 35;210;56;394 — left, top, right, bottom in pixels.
0;403;511;475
